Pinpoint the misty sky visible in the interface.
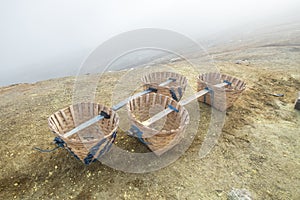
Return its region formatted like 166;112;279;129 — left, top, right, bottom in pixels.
0;0;299;86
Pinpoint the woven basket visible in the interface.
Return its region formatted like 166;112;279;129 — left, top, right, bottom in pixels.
48;102;119;165
141;72;188;101
197;73;246;111
127;93;190;155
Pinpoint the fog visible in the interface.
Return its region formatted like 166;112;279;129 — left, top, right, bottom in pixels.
0;0;299;86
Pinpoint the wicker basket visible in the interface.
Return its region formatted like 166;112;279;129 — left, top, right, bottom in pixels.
127;93;190;155
141;72;187;101
48;102;119;165
197;73;246;111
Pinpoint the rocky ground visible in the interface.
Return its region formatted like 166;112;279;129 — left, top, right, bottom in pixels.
0;26;300;199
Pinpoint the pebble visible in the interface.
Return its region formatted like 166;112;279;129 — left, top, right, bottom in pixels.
14;183;18;186
87;171;91;178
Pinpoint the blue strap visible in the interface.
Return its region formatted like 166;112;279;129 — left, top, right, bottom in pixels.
55;137;81;161
169;88;179;101
84;131;118;165
129;125;150;145
204;87;214;105
104;131;117;155
94;137;112;161
84;137;108;165
168;104;179;112
223;80;232;86
96;131;117;161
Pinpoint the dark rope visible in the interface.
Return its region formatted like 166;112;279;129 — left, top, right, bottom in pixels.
85;131;118;165
129;125;150;145
33;137;65;153
148;87;158;93
100;111;111;119
169;88;179;101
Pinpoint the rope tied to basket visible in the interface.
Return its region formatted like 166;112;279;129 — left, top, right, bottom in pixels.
141;72;187;102
223;80;232;86
34;136;83;161
168;104;179;112
148;87;158;93
100;111;111;119
147;77;177;94
197;73;246;111
47;103;120;164
169;88;178;101
83;132;117;165
129;125;150;145
203;80;232;107
33;137;66;153
204;87;214;105
84;137;108;164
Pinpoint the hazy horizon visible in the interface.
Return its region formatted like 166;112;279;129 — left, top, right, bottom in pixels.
0;0;299;87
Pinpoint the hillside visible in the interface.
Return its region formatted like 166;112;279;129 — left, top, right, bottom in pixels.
0;33;300;199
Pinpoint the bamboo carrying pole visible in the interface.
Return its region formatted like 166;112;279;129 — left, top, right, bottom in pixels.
142;82;228;127
63;78;176;138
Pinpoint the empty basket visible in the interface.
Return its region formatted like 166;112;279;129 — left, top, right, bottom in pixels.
48;102;119;165
127;93;190;155
141;71;188;101
197;72;246;111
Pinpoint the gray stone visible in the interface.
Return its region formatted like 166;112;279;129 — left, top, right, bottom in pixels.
235;59;250;66
228;188;252;200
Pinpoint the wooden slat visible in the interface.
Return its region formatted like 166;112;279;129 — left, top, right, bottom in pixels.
51;115;63;133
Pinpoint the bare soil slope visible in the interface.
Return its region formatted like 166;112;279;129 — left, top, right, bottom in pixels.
0;33;299;200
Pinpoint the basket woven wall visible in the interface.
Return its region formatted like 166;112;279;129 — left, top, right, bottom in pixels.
197;72;246;111
48;102;119;164
127;93;190;155
141;71;187;101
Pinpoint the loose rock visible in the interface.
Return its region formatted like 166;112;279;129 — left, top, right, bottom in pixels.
228;188;252;200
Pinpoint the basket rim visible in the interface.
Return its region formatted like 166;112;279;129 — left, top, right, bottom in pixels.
126;93;190;136
48;102;119;143
197;72;246;91
141;71;188;89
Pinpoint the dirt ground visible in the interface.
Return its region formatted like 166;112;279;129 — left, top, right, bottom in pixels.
0;29;300;199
